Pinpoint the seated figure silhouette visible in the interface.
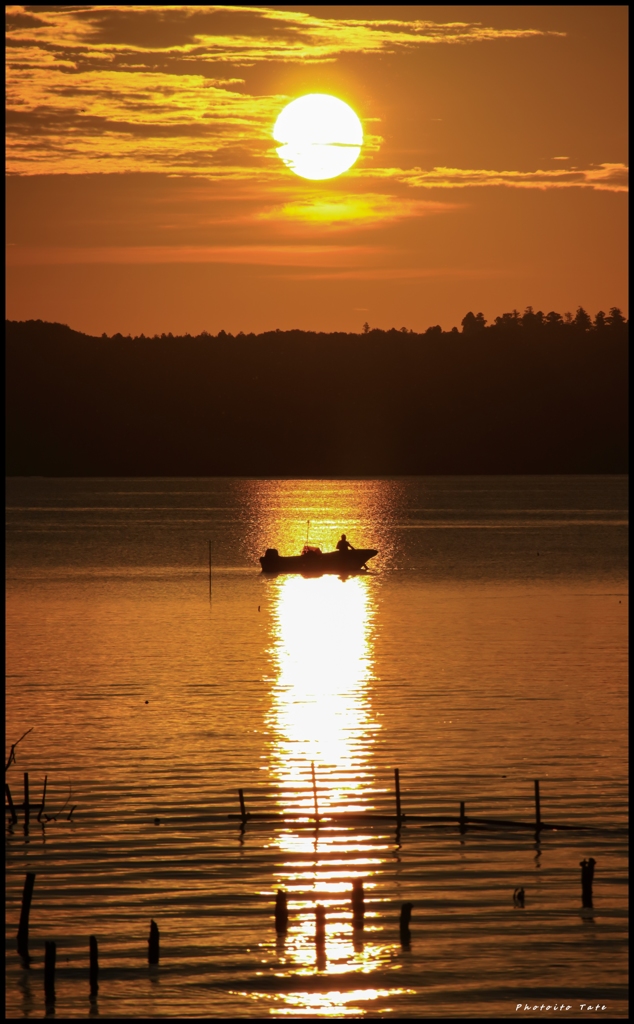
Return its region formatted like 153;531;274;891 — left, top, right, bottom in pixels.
336;534;355;553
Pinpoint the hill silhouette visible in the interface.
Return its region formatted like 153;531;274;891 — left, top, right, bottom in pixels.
6;311;628;475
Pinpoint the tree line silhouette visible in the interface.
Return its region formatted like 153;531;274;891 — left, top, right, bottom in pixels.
360;306;627;337
87;305;626;343
6;310;628;476
459;306;627;335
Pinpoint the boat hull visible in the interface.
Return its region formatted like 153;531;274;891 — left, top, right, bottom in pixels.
260;548;377;575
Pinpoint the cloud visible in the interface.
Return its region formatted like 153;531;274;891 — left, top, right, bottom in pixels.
6;4;565;176
292;267;509;281
258;194;460;227
6;243;382;266
378;163;629;193
9;6;565;64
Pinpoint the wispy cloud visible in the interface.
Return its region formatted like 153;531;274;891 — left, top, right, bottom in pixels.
293;266;512;281
378;163;628;193
6;4;565;176
7;5;564;63
6;243;382;266
258;194;460;227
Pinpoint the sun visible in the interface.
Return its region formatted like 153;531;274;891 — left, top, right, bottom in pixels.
273;94;363;181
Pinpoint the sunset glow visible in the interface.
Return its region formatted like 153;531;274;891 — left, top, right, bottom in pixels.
5;5;626;333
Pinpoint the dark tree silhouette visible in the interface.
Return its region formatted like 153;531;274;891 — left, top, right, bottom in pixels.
461;311;487;333
522;306;545;329
607;307;626;327
493;310;522;329
594;310;607;330
574;306;592;331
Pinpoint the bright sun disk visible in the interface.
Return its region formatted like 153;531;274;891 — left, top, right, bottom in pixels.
274;94;363;181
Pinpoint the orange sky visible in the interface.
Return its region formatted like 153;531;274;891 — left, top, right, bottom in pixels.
6;4;628;335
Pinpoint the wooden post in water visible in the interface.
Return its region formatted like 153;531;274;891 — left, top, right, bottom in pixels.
400;902;413;947
394;768;402;823
275;890;288;933
148;920;160;965
37;776;48;823
315;904;326;946
44;940;56;1004
17;872;36;961
351;878;365;929
23;772;30;822
238;789;247;823
534;780;541;831
459;801;466;826
580;858;596;908
311;762;319;825
89;935;99;995
5;783;18;824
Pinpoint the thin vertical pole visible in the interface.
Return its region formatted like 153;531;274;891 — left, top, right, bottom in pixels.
44;940;56;1004
5;783;18;824
400;902;413;946
89;935;99;995
580;858;596;908
17;872;36;961
37;775;48;822
208;540;212;602
311;762;319;824
534;780;541;831
238;788;247;822
315;904;326;946
148;920;160;965
459;801;466;825
23;772;30;815
352;878;365;929
394;768;402;823
275;890;288;933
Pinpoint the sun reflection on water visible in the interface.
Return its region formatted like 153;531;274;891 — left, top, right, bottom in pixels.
262;572;406;1011
267;574;378;813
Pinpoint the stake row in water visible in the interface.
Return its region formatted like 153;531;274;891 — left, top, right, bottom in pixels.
17;890;160;1010
4;771;600;835
232;774;567;833
277;881;415;948
15;857;599;1009
37;929;159;1010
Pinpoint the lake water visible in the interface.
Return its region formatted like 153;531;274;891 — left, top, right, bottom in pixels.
5;476;628;1018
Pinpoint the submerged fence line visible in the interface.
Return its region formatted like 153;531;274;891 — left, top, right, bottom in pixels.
227;770;624;836
8;769;616;1009
5;768;625;836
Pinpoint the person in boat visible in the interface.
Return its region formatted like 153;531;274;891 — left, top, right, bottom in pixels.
336;533;355;553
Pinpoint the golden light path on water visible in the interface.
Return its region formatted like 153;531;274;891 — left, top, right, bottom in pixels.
260;572;410;1013
268;574;377;810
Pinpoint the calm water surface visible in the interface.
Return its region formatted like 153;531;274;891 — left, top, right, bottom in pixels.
5;477;628;1018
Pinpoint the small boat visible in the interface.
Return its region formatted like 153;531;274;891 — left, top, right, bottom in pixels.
260;544;378;575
